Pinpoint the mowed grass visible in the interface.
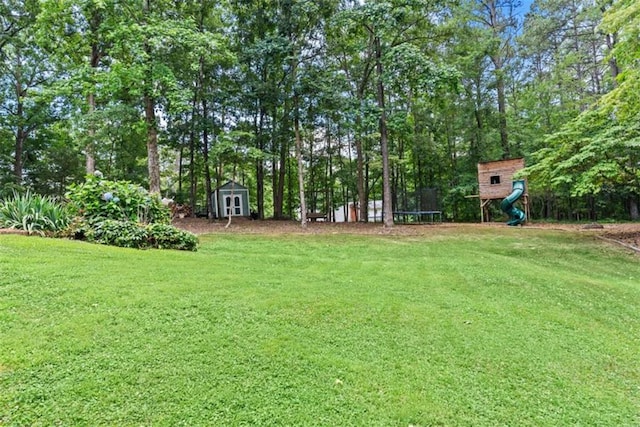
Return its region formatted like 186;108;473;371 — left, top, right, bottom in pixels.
1;228;639;426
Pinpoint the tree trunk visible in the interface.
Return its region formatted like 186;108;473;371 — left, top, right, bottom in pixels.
256;106;266;219
327;122;333;222
374;36;393;228
473;78;484;163
271;116;279;218
86;12;101;175
202;97;214;220
178;140;184;197
189;95;197;215
481;0;513;159
273;103;288;219
309;127;315;210
13;74;24;184
145;93;161;194
630;196;639;221
355;116;367;222
143;0;160;194
351;58;373;223
495;67;510;159
605;33;620;83
294;94;307;228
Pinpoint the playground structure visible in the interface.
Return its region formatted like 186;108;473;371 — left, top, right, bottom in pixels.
501;180;527;226
476;158;529;225
393;187;442;224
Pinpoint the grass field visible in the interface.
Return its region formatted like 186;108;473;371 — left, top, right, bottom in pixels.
1;228;639;426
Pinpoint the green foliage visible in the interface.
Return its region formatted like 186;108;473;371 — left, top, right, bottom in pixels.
65;174;170;225
523;83;640;203
146;222;198;251
515;0;640;218
0;190;70;235
3;0;636;223
443;181;480;221
88;219;149;249
65;218;198;251
62;174;195;250
0;182;27;199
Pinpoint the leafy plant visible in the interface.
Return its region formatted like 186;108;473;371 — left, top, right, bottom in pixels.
0;182;26;199
0;190;71;235
62;174;196;250
88;219;149;249
146;223;198;251
80;220;198;251
65;174;170;225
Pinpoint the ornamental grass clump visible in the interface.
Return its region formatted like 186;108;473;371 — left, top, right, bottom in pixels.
0;190;71;235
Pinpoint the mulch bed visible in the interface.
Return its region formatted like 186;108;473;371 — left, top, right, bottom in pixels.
0;228;31;236
171;217;640;251
2;218;638;253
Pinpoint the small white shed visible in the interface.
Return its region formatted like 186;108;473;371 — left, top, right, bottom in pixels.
212;181;250;218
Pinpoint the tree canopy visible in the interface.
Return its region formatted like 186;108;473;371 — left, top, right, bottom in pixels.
1;0;637;222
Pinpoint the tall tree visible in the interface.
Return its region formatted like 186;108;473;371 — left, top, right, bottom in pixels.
338;0;453;227
524;0;640;219
471;0;519;159
37;0;114;175
0;0;49;186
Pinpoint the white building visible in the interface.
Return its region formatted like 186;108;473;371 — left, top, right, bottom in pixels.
333;200;383;222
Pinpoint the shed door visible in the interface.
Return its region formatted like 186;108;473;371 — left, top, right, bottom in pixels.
224;195;243;216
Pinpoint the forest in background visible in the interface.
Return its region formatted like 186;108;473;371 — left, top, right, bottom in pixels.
1;0;638;223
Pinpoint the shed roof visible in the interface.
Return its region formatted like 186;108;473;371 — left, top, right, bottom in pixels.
217;180;248;191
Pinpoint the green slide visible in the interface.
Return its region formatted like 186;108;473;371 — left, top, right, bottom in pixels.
500;180;526;226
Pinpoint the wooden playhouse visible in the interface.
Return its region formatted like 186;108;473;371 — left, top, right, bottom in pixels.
477;158;529;223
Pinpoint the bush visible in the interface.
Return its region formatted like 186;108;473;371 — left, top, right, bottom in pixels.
63;174;196;251
146;223;198;251
0;182;26;199
66;174;170;225
83;220;198;251
88;219;149;249
0;190;71;235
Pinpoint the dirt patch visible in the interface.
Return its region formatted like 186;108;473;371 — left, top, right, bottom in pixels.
1;219;636;252
172;217;640;249
172;217;443;236
600;230;640;252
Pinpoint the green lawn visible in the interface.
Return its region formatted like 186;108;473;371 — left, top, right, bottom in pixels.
1;228;639;426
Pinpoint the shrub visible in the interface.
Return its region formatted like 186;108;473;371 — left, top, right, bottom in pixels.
0;190;71;235
58;217;91;241
66;174;170;225
0;182;26;199
83;220;198;251
146;223;198;251
88;219;149;249
63;174;196;251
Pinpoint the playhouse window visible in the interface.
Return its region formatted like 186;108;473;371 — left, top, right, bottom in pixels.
490;175;501;185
